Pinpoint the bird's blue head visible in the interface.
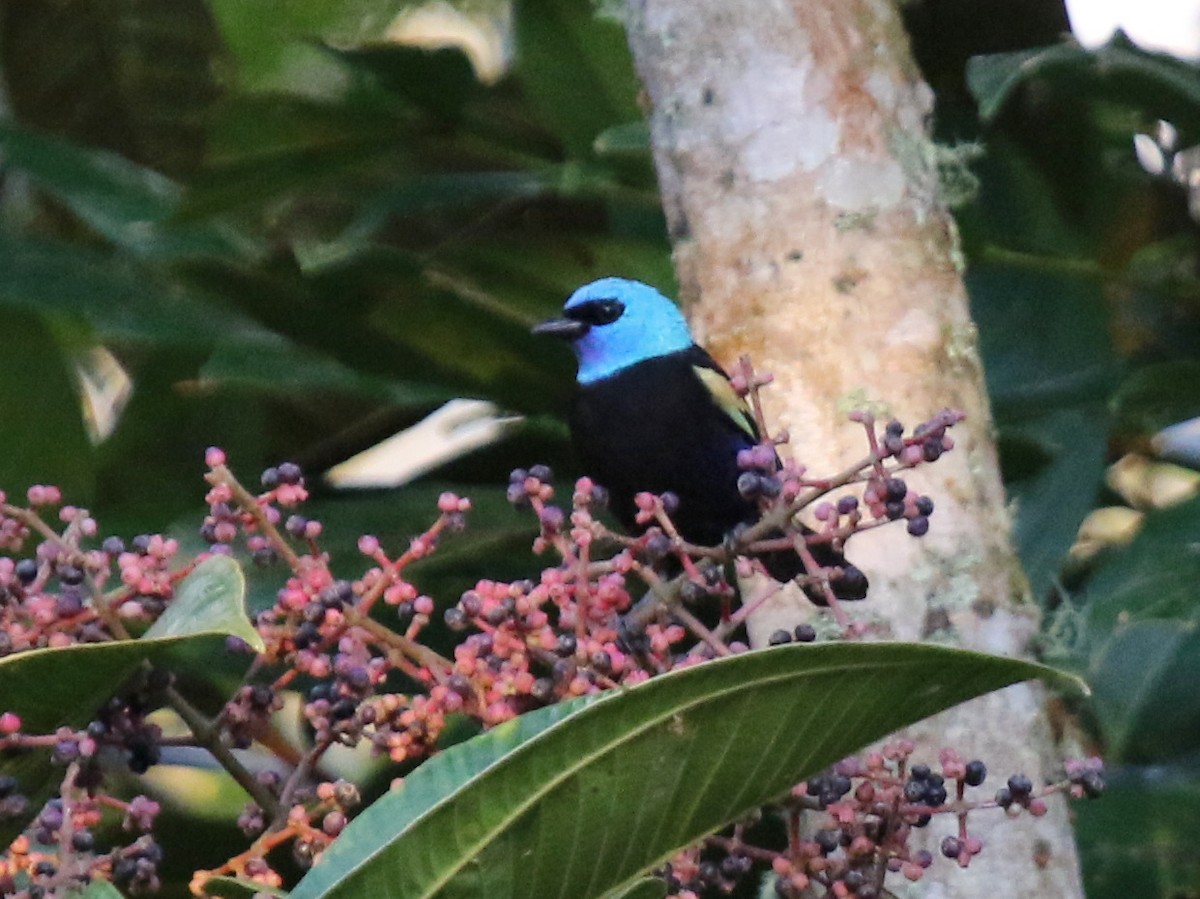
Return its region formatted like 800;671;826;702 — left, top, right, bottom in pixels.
532;278;694;384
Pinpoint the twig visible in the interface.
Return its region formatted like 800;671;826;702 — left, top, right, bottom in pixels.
164;684;283;821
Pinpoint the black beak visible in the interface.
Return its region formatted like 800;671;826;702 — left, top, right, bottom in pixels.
531;317;589;340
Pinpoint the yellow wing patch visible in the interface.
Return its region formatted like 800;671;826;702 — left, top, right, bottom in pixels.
694;366;757;440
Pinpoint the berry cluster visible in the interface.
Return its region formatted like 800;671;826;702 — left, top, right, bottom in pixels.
658;742;1105;899
0;380;1099;897
0;762;161;897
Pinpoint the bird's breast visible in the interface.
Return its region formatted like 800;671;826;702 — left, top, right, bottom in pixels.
569;353;756;545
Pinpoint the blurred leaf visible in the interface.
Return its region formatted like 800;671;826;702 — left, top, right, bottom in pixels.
594;121;652;157
1111;361;1200;441
0;121;258;262
1002;409;1109;598
513;0;641;157
0;0;222;174
0;311;93;500
181;95;409;219
0;119;178;221
291;643;1081;899
969;261;1117;597
968;35;1200;138
199;333;456;407
0;234;266;347
331;44;482;120
969;267;1114;405
1075;761;1200;899
209;0;406;91
350;269;565;413
1084;496;1200;638
332;171;553;249
1089;620;1200;762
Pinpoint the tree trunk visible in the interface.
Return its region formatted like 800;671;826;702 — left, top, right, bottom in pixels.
624;2;1085;896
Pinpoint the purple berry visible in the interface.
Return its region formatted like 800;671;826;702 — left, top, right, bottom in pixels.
964;759;986;786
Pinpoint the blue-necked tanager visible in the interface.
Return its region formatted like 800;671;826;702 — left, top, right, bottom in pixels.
533;277;867;602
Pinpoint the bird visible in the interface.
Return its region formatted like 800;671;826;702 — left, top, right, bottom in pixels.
532;277;867;602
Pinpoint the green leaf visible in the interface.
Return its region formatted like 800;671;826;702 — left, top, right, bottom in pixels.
0;119;178;221
604;878;667;899
967;36;1200;137
0;121;258;263
199;333;456;407
594;122;652;157
181;95;408;219
0;554;259;844
1084;496;1200;638
1075;761;1200;899
292;643;1081;899
969;260;1117;598
0;311;94;500
1083;499;1200;761
1001;408;1108;599
209;0;403;91
331;44;482;120
332;172;553;249
1110;361;1200;441
0;234;266;346
199;876;288;898
76;880;126;899
513;0;642;157
144;555;264;651
1089;620;1200;762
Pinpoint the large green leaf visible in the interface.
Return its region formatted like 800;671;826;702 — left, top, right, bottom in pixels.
1078;498;1200;764
1084;496;1200;638
329;44;483;121
1000;408;1109;599
292;643;1081;899
208;0;404;92
969;260;1116;598
967;36;1200;138
1110;361;1200;443
200;876;287;898
0;121;258;263
180;95;409;219
1089;620;1200;763
513;0;642;157
0;311;94;500
198;332;456;407
0;555;259;845
0;234;264;346
1075;760;1200;899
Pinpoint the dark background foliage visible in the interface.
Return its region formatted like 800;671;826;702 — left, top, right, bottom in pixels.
0;0;1197;894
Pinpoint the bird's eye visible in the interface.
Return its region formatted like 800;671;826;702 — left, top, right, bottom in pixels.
567;298;625;326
